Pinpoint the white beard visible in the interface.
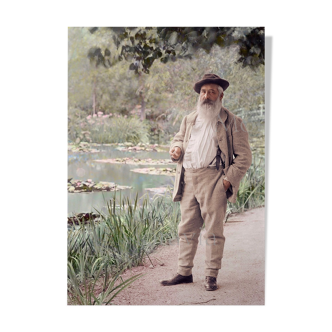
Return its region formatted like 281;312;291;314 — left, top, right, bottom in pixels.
196;96;223;122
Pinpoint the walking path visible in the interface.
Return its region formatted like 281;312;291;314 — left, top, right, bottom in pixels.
112;207;265;305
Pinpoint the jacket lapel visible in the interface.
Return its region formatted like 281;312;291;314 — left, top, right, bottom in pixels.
183;112;198;152
217;107;229;168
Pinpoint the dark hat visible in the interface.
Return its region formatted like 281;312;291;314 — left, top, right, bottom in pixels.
193;73;229;94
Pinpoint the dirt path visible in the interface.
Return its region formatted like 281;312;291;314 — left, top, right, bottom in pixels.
112;207;265;305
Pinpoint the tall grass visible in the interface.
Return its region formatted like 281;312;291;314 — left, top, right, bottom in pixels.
67;254;142;305
67;191;181;304
227;155;265;214
103;194;178;266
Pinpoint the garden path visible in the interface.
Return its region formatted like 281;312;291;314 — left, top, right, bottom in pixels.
111;207;265;305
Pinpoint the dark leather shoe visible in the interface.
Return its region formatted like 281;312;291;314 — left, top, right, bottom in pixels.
205;276;218;291
160;274;193;286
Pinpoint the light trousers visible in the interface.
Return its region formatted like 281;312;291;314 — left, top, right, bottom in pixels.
177;167;227;278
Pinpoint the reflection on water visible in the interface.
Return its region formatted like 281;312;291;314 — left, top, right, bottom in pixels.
68;145;175;215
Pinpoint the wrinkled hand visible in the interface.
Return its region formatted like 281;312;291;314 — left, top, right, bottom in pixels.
223;179;231;191
169;146;182;160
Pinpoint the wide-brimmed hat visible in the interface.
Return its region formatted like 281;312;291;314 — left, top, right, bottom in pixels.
193;73;229;94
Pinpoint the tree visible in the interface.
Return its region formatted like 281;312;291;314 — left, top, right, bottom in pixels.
87;27;264;74
68;28;140;115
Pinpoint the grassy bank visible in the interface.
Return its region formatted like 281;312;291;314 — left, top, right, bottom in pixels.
67;191;181;305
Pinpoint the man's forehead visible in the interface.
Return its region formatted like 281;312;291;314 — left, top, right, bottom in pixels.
201;83;219;91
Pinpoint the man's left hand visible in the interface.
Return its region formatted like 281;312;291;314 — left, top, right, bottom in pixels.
223;179;231;191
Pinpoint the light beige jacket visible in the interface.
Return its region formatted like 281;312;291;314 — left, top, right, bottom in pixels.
170;107;252;203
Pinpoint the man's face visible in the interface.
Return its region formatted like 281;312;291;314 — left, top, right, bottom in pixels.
197;83;223;121
199;84;222;104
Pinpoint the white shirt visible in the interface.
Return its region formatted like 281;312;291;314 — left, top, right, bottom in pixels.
183;115;220;169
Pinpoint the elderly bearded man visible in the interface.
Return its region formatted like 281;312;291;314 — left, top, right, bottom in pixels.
160;74;252;291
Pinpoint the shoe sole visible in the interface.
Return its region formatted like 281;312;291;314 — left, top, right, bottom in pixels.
160;281;193;286
161;280;193;286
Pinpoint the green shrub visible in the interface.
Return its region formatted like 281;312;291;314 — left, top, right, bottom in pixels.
83;115;149;144
68;107;92;143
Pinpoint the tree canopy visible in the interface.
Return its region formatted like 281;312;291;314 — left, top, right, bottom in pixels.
87;27;264;74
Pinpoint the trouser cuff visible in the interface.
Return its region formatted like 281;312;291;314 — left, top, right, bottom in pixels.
205;269;219;278
177;267;193;276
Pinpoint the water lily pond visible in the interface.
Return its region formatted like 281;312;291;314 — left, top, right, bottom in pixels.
68;144;175;216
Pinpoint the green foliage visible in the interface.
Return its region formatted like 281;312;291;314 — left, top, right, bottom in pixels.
68;92;151;146
228;155;265;214
144;44;264;121
68;191;180;271
68;107;92;143
86;115;149;144
68;28;140;113
67;253;142;305
69;28;265;146
87;27;265;73
67;191;181;304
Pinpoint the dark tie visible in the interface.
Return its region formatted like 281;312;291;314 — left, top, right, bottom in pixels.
216;154;221;170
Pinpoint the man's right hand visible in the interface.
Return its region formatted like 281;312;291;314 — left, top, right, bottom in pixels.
169;146;182;160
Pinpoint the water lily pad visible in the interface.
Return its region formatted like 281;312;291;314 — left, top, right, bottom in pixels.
94;157;173;165
68;143;100;153
130;167;176;176
67;178;131;193
114;143;167;153
94;183;104;189
116;185;132;190
99;181;116;188
69;186;75;192
145;187;170;194
65;144;75;151
115;146;127;151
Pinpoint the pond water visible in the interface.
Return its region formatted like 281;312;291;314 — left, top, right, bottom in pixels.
68;142;265;216
68;145;175;216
